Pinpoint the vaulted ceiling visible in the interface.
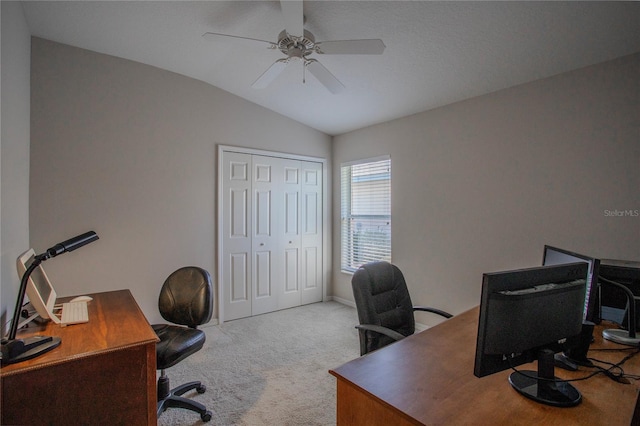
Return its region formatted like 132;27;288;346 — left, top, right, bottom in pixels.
22;1;640;135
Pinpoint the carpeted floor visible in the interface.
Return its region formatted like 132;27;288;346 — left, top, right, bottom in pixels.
157;301;360;425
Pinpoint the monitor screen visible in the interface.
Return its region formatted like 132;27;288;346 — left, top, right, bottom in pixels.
543;245;600;323
474;262;589;407
17;248;57;320
599;259;640;326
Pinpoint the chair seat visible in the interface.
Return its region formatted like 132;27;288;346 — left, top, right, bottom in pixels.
153;324;206;369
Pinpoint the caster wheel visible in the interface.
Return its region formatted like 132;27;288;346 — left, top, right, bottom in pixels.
196;384;207;394
201;410;212;422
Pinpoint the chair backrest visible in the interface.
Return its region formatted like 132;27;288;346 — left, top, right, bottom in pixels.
158;266;213;328
351;261;415;353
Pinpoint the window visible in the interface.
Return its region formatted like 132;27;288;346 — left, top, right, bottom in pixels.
341;156;391;273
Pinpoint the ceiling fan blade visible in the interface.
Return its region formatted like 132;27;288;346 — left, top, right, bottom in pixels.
315;39;386;55
305;59;345;94
202;32;277;50
252;59;289;89
280;0;303;37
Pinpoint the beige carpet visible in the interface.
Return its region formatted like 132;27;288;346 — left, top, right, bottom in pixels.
157;301;360;425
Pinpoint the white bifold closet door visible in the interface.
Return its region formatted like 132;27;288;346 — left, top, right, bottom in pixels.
221;151;323;321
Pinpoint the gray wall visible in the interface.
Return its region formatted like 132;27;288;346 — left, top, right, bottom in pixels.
333;52;640;326
6;27;639;332
29;38;332;324
1;2;31;334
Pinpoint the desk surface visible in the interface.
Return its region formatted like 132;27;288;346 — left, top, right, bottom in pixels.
1;289;158;377
330;307;640;425
1;290;158;425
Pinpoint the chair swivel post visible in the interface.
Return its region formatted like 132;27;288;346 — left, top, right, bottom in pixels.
157;370;170;401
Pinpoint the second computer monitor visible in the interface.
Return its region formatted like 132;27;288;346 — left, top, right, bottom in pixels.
543;245;600;323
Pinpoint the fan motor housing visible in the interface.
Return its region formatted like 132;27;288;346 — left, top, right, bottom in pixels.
278;29;316;58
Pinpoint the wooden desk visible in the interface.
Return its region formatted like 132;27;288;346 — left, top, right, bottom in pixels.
330;307;640;425
1;290;159;425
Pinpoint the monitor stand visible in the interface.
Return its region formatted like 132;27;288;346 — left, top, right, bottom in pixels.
508;348;581;407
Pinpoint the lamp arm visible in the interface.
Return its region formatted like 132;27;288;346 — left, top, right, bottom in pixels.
6;254;47;341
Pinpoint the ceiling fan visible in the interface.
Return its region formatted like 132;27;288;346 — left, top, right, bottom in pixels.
202;0;385;94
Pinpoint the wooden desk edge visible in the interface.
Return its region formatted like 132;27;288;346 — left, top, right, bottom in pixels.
0;289;158;377
1;338;159;377
329;306;640;425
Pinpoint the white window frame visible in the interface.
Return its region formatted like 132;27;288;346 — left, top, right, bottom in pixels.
340;155;391;273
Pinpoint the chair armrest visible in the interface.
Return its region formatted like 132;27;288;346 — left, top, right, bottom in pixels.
413;306;453;318
355;324;405;341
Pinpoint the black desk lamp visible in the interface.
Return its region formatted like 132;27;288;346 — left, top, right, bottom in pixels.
0;231;99;365
601;276;640;346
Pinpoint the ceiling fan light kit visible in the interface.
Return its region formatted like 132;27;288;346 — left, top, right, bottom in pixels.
202;0;385;94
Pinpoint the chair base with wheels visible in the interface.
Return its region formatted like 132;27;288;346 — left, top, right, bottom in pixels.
156;369;212;422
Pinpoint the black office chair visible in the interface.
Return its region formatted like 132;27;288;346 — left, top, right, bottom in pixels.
153;266;214;422
351;261;453;356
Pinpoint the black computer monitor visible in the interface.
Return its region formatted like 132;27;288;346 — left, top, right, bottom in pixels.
543;245;600;323
474;263;589;407
599;259;640;326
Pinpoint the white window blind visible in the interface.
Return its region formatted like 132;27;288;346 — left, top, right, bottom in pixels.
341;157;391;273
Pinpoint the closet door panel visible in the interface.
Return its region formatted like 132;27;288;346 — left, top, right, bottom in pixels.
284;248;299;293
301;161;323;304
278;159;303;310
255;251;272;298
230;253;248;301
251;156;281;315
222;153;252;321
284;190;301;298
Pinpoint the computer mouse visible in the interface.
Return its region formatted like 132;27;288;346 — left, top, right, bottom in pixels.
70;295;93;303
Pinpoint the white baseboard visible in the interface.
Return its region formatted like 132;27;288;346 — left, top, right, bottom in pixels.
328;296;356;309
201;318;219;328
